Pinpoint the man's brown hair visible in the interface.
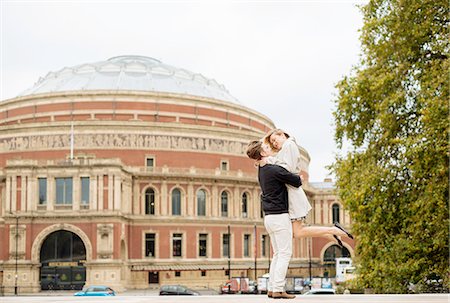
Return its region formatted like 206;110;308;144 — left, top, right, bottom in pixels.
246;140;263;160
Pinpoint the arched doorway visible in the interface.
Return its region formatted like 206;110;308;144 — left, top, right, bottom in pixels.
40;230;86;290
322;244;351;278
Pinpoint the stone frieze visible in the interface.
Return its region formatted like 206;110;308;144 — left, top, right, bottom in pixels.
0;134;248;155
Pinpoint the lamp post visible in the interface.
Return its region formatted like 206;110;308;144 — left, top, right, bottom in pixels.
227;225;231;293
14;215;19;295
254;224;257;281
308;237;312;284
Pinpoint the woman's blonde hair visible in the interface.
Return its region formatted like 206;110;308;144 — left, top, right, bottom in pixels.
264;129;290;151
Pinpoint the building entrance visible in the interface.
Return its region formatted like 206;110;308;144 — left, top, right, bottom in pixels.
149;271;159;284
40;230;87;290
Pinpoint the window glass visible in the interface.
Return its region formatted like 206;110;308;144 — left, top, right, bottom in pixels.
146;157;154;168
332;204;340;223
38;178;47;205
145;233;155;257
39;230;86;264
324;245;350;262
222;234;230;257
221;161;228;171
173;233;182;257
56;178;73;204
145;188;155;215
81;177;89;205
199;234;207;257
244;234;250;257
242;193;248;218
197;189;206;216
260;200;264;218
221;191;228;217
172;189;181;215
262;235;268;257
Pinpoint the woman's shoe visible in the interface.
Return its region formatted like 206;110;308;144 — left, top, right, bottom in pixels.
334;222;354;239
333;235;344;248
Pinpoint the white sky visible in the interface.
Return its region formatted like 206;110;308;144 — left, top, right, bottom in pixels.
1;0;366;182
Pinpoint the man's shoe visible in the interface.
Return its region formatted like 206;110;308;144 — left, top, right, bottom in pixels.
267;291;273;298
272;292;295;299
334;222;354;239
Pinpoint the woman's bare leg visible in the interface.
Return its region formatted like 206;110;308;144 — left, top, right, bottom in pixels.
292;221;348;239
292;221;303;239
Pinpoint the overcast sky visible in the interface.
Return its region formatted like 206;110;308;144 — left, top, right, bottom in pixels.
1;0;366;182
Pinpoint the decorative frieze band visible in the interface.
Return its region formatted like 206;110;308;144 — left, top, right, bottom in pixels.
0;134;248;155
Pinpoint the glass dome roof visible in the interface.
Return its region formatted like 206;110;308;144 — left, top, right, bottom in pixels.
19;55;239;103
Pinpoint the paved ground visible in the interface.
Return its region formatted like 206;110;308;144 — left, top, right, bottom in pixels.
0;294;448;303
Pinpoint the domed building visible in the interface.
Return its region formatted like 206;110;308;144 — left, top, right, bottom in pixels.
0;56;353;293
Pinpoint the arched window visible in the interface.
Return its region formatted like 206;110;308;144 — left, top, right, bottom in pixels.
221;191;228;217
145;188;155;215
197;189;206;216
323;244;351;262
332;203;340;223
260;200;264;218
242;192;248;218
172;188;181;215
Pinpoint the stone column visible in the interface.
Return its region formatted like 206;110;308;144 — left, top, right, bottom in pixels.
211;185;218;217
252;188;259;219
11;176;17;212
5;176;11;213
108;174;114;210
28;176;36;212
124;178;132;214
114;175;121;211
73;176;80;211
91;175;98;210
315;200;322;224
160;181;168;216
98;176;104;211
20;175;27;211
47;178;54;211
187;182;194;216
132;179;139;215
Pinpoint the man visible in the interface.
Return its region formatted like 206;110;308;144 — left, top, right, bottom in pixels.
246;140;301;299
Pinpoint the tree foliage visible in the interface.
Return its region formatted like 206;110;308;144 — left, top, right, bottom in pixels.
333;0;449;293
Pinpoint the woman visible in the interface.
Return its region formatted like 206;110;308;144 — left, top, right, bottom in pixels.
263;129;353;246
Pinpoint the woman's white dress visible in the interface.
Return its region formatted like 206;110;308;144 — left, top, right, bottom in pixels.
266;137;312;219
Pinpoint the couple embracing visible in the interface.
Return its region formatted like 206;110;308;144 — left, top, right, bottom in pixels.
246;129;353;299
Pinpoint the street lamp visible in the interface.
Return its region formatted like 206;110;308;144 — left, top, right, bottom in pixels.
254;224;257;281
14;215;18;295
227;225;231;293
308;237;312;283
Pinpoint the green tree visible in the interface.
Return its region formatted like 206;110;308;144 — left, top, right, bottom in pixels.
333;0;448;293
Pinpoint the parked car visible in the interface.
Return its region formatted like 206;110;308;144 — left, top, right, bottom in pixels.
159;285;200;296
241;280;258;294
74;285;115;296
220;278;258;294
220;279;239;294
303;288;336;295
